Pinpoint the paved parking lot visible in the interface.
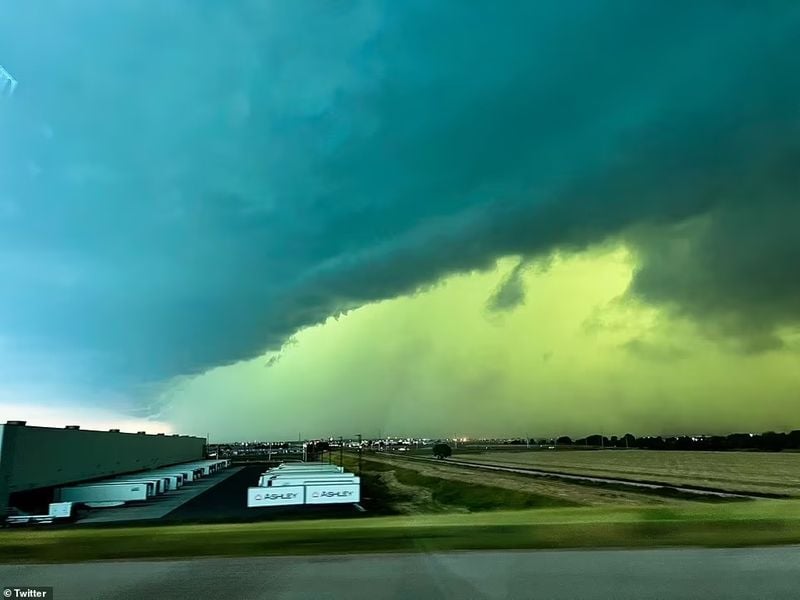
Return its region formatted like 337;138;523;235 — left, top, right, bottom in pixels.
77;467;243;525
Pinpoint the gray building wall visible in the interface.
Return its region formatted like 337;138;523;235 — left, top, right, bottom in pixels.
0;423;205;513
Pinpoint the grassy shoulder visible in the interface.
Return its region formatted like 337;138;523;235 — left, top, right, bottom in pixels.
2;501;800;563
391;464;578;510
339;454;577;513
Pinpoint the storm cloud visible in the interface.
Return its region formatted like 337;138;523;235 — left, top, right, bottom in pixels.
1;1;799;412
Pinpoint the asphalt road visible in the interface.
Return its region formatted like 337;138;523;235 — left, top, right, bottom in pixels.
2;547;799;599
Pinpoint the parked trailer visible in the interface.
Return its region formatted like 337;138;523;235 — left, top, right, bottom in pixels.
184;459;228;471
169;466;203;481
262;473;356;487
263;469;346;477
81;480;158;497
259;473;354;486
57;483;150;507
246;486;304;507
137;468;191;484
146;474;181;490
268;466;342;473
175;460;226;477
101;478;164;495
271;468;343;475
6;502;73;526
135;477;171;492
263;468;347;478
305;482;360;505
273;463;342;470
141;472;184;488
105;477;169;494
269;476;360;486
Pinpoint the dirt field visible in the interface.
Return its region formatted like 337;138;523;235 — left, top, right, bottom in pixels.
359;454;696;511
455;450;800;496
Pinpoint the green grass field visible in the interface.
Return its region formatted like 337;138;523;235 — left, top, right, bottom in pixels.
455;450;800;496
338;454;577;513
352;453;717;509
386;462;579;510
2;501;800;563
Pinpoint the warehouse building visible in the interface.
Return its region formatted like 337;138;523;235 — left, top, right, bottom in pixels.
0;421;206;515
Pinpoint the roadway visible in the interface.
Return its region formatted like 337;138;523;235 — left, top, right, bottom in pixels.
1;547;799;599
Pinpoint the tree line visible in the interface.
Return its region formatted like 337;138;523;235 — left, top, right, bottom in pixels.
503;430;800;451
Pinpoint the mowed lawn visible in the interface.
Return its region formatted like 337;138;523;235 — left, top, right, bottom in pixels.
2;501;800;563
456;450;800;496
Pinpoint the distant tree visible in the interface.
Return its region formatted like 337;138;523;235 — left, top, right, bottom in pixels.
762;431;786;452
556;436;573;445
586;434;604;446
433;443;452;459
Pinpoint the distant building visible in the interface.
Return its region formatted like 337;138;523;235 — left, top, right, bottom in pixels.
0;421;205;515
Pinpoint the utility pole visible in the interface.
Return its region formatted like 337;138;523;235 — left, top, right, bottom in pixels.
357;433;362;477
339;436;343;466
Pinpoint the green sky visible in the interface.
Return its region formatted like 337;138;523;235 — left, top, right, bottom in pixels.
161;244;800;439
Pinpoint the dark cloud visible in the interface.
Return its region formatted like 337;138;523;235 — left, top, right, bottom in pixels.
1;1;799;406
487;261;527;313
626;196;800;352
623;339;690;363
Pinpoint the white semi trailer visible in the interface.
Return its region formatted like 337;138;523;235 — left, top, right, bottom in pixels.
102;478;165;494
57;482;150;507
263;473;357;487
305;482;360;504
104;475;171;493
188;459;228;474
248;462;360;508
176;460;227;478
259;472;355;487
246;486;304;507
141;472;184;489
6;502;73;526
273;463;342;470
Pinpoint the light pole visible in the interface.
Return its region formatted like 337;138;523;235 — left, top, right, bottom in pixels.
339;436;344;466
357;433;362;477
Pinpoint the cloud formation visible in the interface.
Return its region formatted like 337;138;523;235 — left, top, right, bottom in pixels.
161;250;800;440
1;2;799;415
